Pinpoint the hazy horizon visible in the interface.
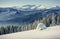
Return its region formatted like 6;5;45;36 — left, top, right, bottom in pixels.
0;0;60;7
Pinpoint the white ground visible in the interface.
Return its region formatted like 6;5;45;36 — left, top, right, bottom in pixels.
0;25;60;39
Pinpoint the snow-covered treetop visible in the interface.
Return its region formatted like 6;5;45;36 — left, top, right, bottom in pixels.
36;23;47;30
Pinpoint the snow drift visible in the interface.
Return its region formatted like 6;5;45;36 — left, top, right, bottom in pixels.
0;25;60;39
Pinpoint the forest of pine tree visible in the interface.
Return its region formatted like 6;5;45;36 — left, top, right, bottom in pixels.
0;13;60;35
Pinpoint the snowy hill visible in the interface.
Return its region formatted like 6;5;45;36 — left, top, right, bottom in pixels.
0;25;60;39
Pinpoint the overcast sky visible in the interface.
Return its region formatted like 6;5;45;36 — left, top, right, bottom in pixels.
0;0;60;7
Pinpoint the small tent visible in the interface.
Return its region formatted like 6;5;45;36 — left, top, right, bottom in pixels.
36;23;47;30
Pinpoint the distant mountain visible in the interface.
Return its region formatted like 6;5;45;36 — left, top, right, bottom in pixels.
20;5;46;11
0;5;60;26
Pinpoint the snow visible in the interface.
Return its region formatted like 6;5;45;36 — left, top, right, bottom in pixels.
36;23;47;30
36;5;46;10
20;5;46;11
0;25;60;39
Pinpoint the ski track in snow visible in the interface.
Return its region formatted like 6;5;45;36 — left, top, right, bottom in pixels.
0;25;60;39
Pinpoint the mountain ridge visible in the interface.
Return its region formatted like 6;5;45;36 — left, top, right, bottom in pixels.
0;5;60;26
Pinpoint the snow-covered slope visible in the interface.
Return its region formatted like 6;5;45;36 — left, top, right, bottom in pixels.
0;25;60;39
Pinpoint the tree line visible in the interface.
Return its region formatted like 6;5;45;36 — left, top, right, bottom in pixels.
0;13;60;35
